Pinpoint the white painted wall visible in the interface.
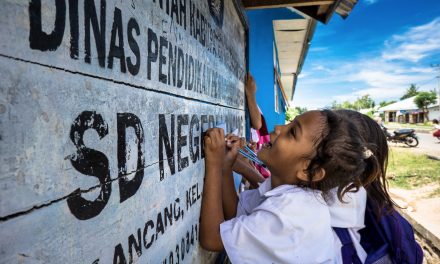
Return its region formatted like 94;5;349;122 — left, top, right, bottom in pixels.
0;0;246;263
428;106;440;121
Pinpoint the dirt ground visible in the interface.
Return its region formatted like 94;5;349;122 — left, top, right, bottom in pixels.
390;185;440;263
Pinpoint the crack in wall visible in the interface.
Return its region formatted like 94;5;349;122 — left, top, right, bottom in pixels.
0;53;245;112
0;160;161;222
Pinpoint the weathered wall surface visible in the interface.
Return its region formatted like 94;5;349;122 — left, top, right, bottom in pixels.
0;0;246;263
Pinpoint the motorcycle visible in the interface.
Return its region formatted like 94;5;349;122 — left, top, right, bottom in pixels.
381;126;419;147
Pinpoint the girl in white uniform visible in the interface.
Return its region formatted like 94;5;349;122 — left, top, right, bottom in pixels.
200;110;394;263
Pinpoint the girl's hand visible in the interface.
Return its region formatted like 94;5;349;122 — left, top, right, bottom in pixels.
204;128;225;168
224;134;243;169
248;141;257;152
245;73;257;97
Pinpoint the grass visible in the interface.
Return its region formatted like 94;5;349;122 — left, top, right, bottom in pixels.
387;148;440;194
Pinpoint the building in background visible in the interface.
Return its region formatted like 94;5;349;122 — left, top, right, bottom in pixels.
379;96;440;123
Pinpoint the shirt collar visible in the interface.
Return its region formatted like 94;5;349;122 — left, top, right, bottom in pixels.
263;184;297;197
257;178;366;229
258;178;321;198
258;178;272;196
327;187;367;229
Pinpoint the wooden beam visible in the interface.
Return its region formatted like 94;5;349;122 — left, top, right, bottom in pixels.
294;5;327;23
242;0;335;9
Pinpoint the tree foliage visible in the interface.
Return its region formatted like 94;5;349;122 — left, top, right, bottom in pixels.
285;107;307;122
414;91;437;121
331;100;354;110
331;95;375;110
400;84;419;100
354;94;375;109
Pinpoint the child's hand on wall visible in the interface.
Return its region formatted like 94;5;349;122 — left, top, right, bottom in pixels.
245;72;257;97
204;128;226;168
224;134;242;169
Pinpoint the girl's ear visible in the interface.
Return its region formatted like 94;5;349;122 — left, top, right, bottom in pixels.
297;165;326;182
312;167;326;182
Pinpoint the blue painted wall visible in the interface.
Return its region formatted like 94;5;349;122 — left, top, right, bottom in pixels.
247;8;301;131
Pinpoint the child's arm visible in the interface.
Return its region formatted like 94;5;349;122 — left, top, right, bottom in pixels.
222;135;242;220
200;128;226;251
222;164;237;220
232;158;265;188
245;73;262;130
200;129;240;251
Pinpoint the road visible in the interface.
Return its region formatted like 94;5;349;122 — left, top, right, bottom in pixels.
388;131;440;158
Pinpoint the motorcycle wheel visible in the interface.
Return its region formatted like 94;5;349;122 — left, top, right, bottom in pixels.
404;136;419;147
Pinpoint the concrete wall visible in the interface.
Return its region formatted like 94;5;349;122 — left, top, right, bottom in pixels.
428;106;440;121
0;0;246;263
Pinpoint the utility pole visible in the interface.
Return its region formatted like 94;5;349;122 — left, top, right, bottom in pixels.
431;64;440;117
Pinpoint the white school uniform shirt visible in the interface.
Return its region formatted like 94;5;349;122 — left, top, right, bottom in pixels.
220;179;367;264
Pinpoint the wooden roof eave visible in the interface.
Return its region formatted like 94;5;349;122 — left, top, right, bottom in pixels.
242;0;351;24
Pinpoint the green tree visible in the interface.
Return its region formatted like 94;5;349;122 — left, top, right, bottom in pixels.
285;106;308;122
414;91;437;121
400;84;419;100
297;106;308;115
341;100;354;109
330;100;340;110
285;107;297;122
330;100;356;110
354;94;375;109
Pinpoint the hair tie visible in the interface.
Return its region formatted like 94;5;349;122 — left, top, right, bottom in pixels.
363;148;373;159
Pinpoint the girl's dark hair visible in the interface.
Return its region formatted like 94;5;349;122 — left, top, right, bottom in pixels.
304;109;395;214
